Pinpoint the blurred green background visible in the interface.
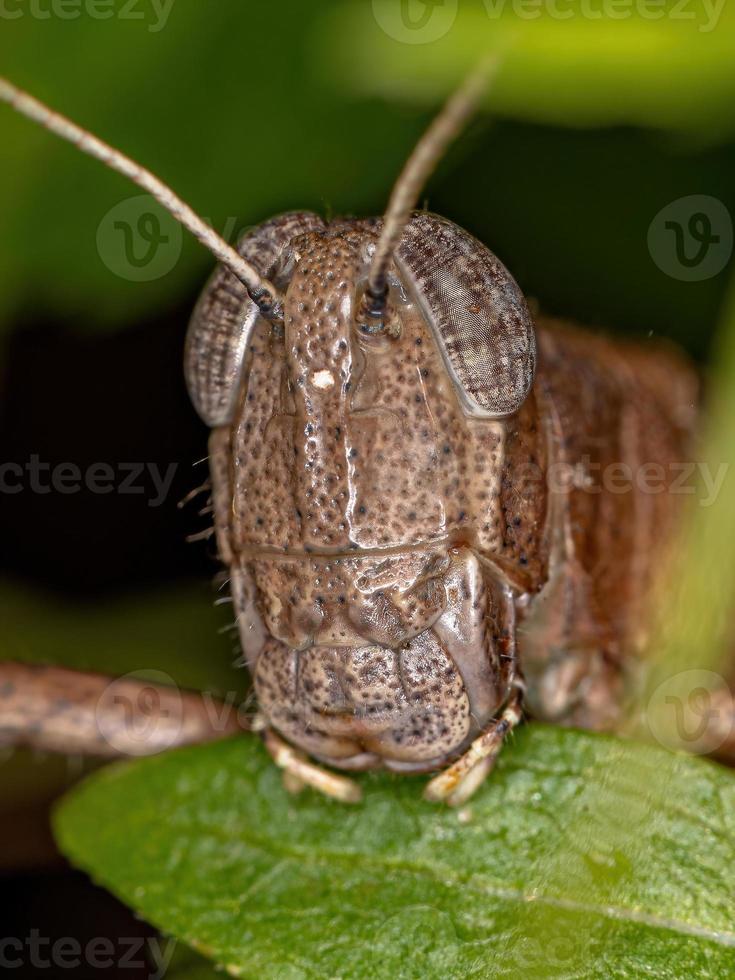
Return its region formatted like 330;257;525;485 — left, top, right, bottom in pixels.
0;1;734;962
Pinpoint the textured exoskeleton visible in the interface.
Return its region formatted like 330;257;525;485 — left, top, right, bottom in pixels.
0;72;717;806
185;210;698;791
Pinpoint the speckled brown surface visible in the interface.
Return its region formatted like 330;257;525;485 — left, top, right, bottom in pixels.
192;212;700;774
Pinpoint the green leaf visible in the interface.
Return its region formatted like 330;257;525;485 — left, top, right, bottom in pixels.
167;946;224;980
54;725;735;979
319;2;735;137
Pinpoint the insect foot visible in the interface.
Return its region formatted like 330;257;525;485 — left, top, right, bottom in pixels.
423;681;525;807
255;715;362;804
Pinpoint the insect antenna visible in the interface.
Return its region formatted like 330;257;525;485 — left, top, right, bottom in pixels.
0;77;283;321
363;57;497;321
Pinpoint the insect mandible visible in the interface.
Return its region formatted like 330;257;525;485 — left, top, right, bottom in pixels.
0;65;724;807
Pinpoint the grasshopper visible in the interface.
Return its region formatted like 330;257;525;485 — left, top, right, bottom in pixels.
0;66;730;806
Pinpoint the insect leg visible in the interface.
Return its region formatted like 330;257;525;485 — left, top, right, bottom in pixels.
254;715;362;804
423;679;525;806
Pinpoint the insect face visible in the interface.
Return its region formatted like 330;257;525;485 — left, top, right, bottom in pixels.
187;212;533;771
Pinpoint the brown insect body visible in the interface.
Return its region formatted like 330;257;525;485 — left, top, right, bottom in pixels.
188;211;698;781
0;71;708;804
518;320;697;729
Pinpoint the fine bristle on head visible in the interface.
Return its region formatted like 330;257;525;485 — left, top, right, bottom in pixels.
0;76;283;321
365;57;498;318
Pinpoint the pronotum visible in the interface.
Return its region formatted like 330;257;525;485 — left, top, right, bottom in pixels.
1;67;733;807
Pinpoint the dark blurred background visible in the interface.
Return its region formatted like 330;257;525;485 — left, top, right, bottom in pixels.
0;0;733;975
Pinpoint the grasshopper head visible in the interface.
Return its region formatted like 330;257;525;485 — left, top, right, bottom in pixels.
185;211;534;770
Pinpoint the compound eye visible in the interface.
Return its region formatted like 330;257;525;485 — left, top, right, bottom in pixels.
396;213;536;419
184;211;325;426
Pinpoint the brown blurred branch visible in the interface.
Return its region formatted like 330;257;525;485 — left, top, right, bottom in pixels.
0;662;245;759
